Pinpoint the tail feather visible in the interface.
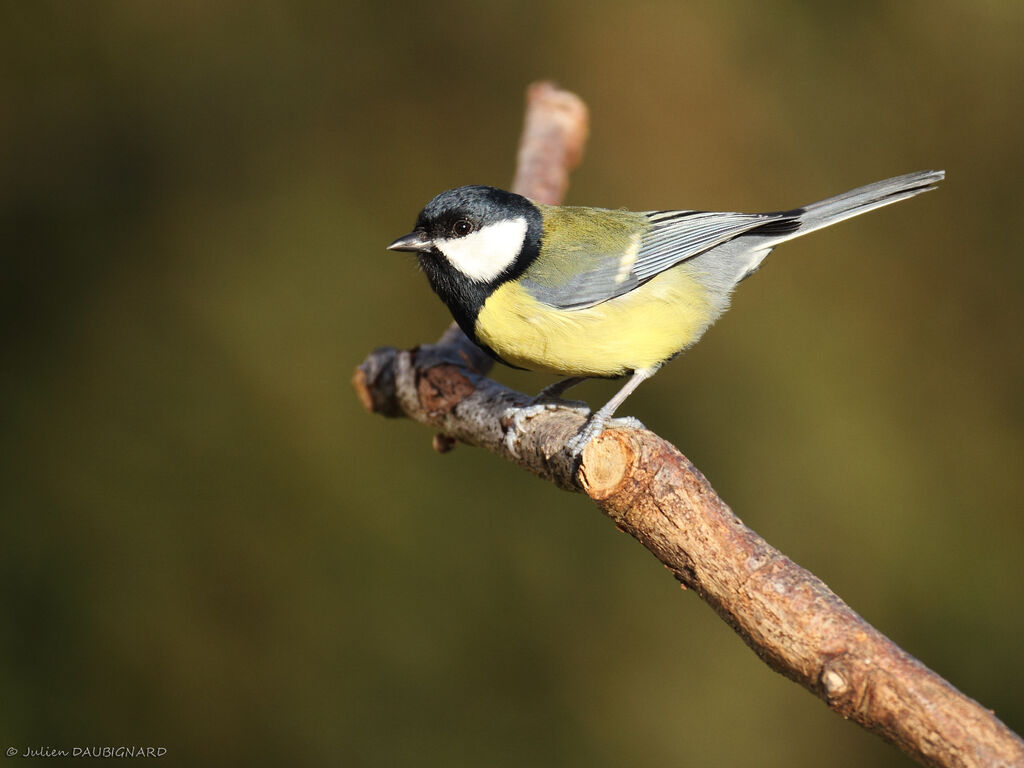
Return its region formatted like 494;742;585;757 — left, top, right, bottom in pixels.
757;169;944;248
690;169;944;309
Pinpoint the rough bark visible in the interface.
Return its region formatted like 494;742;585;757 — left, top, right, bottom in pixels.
353;81;1024;768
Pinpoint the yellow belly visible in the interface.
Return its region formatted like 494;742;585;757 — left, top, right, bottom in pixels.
474;264;714;377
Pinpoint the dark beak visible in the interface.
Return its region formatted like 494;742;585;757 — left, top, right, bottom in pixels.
387;229;434;254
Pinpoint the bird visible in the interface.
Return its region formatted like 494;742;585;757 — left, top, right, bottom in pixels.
388;170;944;454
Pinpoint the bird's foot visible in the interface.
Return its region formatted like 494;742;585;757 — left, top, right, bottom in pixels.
567;415;646;458
503;401;591;458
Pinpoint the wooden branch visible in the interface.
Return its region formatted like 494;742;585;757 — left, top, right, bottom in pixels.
354;82;1024;768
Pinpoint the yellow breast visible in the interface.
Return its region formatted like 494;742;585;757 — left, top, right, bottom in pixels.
474;264;715;377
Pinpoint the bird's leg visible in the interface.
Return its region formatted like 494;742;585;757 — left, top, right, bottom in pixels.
503;377;591;457
505;367;657;458
533;376;587;402
567;366;657;456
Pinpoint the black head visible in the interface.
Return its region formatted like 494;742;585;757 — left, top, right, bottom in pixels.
387;185;543;340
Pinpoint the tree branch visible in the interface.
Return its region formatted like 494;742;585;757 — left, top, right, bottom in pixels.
353;82;1024;768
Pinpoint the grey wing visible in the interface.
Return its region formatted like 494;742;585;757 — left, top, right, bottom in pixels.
524;209;798;310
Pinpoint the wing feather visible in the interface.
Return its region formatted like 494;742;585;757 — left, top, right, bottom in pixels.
522;209;795;310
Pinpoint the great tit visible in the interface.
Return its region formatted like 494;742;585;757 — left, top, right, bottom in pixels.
388;170;944;453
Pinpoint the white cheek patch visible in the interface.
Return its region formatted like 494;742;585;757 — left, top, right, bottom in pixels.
435;217;528;283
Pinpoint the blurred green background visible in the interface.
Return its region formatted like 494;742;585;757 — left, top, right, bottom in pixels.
3;1;1022;765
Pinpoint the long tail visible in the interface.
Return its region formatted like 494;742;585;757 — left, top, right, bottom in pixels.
758;169;945;248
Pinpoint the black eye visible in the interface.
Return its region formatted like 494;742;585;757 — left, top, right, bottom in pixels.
452;219;473;237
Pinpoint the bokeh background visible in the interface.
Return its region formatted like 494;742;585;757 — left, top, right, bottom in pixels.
3;1;1022;765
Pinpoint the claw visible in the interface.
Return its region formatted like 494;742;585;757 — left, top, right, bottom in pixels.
503;402;591;458
567;415;646;457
